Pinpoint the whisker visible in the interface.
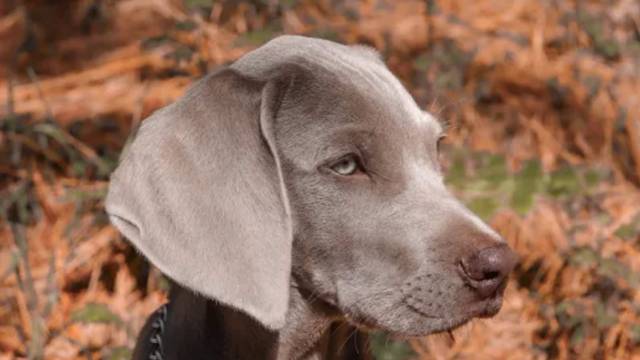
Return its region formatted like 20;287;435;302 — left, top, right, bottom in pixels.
347;287;397;308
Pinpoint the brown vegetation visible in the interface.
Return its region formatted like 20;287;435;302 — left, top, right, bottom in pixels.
1;1;639;359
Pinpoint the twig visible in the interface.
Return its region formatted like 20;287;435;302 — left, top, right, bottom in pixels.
4;132;66;165
27;66;53;150
33;122;112;175
625;116;640;183
4;65;22;165
61;336;94;360
42;252;58;319
130;81;150;136
5;68;14;115
0;247;20;284
26;67;54;121
631;15;640;42
11;222;46;360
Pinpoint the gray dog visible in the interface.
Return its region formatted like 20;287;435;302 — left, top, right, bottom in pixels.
106;35;517;359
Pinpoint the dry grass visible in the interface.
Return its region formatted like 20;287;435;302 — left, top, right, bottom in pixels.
0;0;639;359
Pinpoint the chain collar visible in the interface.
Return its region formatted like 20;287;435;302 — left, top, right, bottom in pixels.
148;303;169;360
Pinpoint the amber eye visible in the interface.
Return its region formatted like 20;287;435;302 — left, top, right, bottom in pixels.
330;155;361;176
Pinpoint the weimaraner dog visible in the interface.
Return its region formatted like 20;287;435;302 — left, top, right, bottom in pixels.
106;35;517;359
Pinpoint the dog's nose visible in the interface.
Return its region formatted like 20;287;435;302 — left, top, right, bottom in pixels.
459;244;518;299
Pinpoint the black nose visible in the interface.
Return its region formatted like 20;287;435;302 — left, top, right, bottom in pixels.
459;244;518;299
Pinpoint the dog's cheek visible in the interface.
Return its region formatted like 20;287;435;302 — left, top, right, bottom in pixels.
291;233;340;301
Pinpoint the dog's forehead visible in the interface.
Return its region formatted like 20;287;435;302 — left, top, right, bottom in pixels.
234;35;442;137
232;35;385;80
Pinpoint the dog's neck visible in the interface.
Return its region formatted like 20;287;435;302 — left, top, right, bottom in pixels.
164;282;337;359
276;284;338;358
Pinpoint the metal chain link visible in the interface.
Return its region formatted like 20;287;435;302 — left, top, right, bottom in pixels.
148;303;169;360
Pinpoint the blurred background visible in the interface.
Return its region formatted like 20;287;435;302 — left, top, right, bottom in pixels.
0;0;639;359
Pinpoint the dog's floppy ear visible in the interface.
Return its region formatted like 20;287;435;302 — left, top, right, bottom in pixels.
106;65;301;329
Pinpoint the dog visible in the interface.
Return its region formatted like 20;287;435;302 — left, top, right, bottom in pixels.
105;35;518;359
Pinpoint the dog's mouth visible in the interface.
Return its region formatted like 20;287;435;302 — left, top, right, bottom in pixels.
342;292;506;338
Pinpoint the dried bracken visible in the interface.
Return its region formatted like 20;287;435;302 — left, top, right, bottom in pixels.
0;0;638;359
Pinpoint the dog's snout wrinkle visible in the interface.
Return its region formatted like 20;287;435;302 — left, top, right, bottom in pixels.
459;244;518;299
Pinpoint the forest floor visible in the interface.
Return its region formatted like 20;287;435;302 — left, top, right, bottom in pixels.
1;1;639;359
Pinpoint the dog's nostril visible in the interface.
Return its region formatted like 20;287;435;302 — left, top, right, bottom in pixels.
460;244;518;298
483;270;500;280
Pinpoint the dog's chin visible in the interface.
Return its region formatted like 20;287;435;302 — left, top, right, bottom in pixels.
475;295;504;318
344;295;505;338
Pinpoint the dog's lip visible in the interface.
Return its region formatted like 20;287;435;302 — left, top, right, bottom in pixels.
399;294;505;336
406;291;505;319
477;293;504;318
462;294;505;319
338;282;507;337
343;296;502;339
342;295;506;339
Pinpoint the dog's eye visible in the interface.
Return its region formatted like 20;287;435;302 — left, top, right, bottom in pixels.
436;135;446;153
436;135;447;172
330;155;362;176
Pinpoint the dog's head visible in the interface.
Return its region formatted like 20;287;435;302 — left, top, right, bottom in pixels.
106;36;517;336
